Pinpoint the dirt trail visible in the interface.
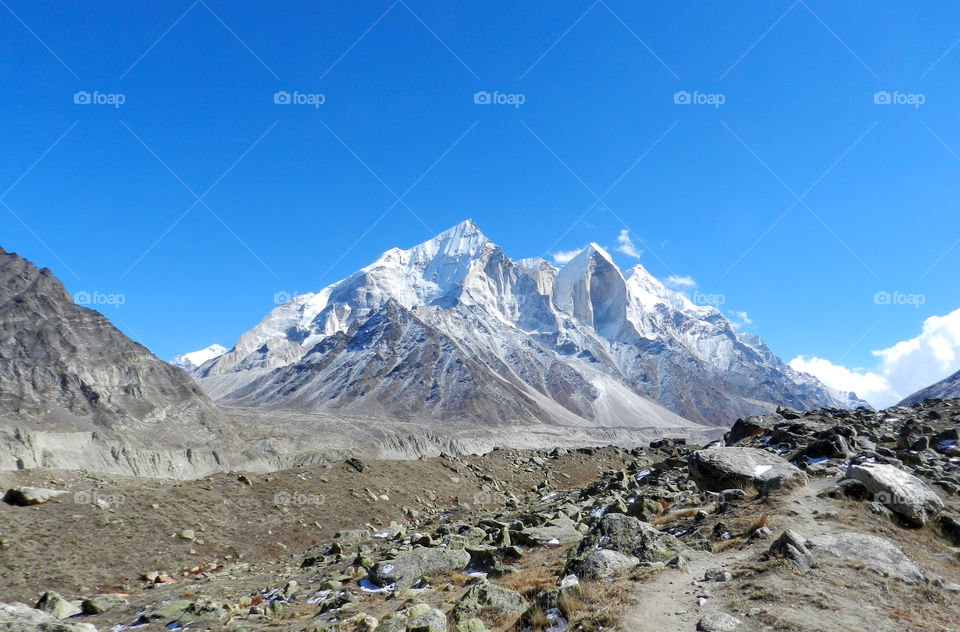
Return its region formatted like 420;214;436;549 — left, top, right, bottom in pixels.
619;478;950;632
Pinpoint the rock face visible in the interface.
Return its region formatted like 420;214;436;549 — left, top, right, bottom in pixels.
809;532;924;584
688;447;807;492
0;247;242;476
846;463;944;525
0;247;223;431
899;368;960;405
368;547;471;589
191;221;865;430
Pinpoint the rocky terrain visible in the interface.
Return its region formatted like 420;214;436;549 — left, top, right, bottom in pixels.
190;220;866;429
1;397;958;631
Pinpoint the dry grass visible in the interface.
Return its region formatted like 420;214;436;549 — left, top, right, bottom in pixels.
713;536;744;553
651;508;700;527
748;514;769;533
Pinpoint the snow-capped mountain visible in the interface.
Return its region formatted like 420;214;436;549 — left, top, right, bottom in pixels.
171;344;228;372
189;220;868;429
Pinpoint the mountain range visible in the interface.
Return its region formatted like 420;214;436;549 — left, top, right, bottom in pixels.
899;367;960;405
184;220;867;428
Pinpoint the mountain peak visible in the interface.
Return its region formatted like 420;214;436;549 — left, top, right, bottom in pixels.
422;219;488;256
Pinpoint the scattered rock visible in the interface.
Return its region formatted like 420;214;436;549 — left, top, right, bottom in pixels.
573;549;639;579
346;457;367;473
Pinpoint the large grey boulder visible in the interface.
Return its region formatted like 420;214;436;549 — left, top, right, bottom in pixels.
368;547;471;589
515;518;582;547
846;463;943;526
809;532;924;584
0;601;97;631
688;447;807;492
450;580;527;623
574;549;639;579
566;513;688;575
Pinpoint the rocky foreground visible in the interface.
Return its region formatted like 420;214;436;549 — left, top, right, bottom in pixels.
1;399;960;631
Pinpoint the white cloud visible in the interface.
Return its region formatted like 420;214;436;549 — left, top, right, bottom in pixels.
790;306;960;408
615;230;643;259
664;275;696;289
728;310;753;330
552;249;582;265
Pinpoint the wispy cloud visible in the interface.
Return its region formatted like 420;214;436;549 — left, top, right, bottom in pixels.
552;248;582;265
728;310;753;330
664;274;696;289
615;229;642;258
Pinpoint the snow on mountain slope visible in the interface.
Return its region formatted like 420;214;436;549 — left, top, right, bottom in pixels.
191;220;868;428
898;368;960;405
171;344;228;371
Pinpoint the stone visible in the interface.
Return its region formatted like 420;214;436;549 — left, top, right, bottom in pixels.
35;592;81;619
2;487;71;506
515;520;582;546
346;457;367;473
704;568;732;582
81;594;128;614
178;529;196;540
698;611;742;632
574;549;639;579
768;530;814;572
450;580;527;623
941;515;960;545
368;546;471;589
808;532;924;584
407;607;447;632
688;448;807;492
455;618;487;632
0;602;96;632
846;462;944;525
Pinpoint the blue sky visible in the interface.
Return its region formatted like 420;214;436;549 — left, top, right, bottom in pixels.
2;1;960;406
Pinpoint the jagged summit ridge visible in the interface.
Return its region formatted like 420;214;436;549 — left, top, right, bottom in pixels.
191;221;868;427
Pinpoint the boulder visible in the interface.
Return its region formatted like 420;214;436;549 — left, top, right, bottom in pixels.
574;549;639;579
81;594;128;615
515;520;582;547
846;463;944;525
407;607;447;632
698;611;741;632
450;580;527;623
566;514;688;575
767;530;814;572
0;602;97;632
35;591;81;619
808;532;924;584
368;547;470;589
3;487;71;506
688;448;807;492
